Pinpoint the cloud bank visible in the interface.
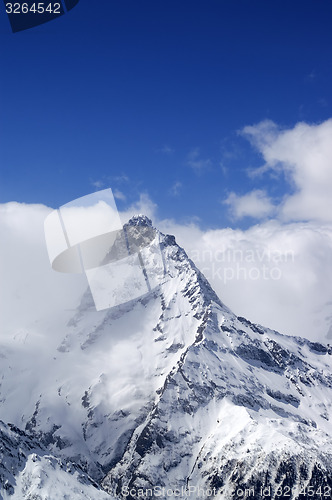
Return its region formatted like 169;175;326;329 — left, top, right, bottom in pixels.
223;189;276;220
164;118;332;341
162;219;332;343
0;202;87;346
1;199;332;345
240;118;332;223
1;119;332;345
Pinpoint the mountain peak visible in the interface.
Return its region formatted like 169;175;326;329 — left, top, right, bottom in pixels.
125;214;153;227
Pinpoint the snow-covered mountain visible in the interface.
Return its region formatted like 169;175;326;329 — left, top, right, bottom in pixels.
1;215;332;499
0;421;113;499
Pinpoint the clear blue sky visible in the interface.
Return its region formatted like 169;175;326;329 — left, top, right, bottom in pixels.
0;0;331;228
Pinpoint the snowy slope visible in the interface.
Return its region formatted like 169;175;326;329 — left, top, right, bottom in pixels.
1;215;332;499
0;421;113;499
103;306;332;498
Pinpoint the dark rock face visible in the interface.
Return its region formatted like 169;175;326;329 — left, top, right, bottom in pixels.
207;457;332;500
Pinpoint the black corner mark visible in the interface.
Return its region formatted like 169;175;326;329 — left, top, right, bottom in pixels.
63;0;79;11
3;0;81;33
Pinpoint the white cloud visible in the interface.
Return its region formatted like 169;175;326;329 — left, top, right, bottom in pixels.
219;161;228;176
1;196;332;348
0;195;157;344
91;180;105;189
113;189;126;201
159;217;332;343
223;189;275;220
168;118;332;341
187;148;212;173
0;202;87;345
159;145;174;154
118;193;157;225
112;174;129;183
305;70;317;82
169;181;182;197
241;118;332;223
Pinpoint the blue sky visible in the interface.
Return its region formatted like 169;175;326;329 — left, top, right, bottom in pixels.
0;0;331;229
